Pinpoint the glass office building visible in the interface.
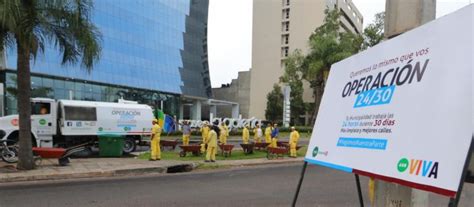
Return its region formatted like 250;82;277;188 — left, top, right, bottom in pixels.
0;0;211;117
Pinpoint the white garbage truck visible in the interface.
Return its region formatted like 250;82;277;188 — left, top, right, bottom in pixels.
0;98;154;153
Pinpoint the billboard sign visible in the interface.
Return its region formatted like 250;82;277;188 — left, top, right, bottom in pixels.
305;5;473;197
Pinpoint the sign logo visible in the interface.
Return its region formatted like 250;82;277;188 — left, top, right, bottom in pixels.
397;158;438;179
124;126;131;131
11;119;18;126
312;147;319;157
312;146;328;157
98;127;103;132
67;122;72;127
397;158;409;172
39;119;47;125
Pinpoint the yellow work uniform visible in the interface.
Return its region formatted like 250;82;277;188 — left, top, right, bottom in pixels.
206;130;218;161
289;131;300;157
182;134;190;146
151;124;162;160
200;126;210;152
224;125;229;137
271;137;278;148
242;127;250;144
253;128;261;143
265;127;272;144
219;125;227;144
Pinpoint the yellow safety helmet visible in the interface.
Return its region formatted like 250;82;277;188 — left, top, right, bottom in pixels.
152;119;158;123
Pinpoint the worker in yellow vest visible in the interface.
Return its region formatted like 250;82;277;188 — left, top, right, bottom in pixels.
150;119;162;161
253;124;262;143
205;124;218;162
270;123;279;148
219;122;228;144
289;126;300;157
264;124;272;144
200;121;210;153
242;124;250;144
181;121;191;146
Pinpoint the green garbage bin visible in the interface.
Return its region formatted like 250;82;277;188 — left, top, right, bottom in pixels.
99;134;124;157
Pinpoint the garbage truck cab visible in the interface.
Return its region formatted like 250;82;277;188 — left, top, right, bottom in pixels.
0;98;57;148
0;98;154;153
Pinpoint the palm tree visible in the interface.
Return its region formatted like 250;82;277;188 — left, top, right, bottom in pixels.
0;0;101;170
301;8;361;124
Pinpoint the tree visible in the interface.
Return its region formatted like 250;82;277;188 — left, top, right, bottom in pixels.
280;10;386;126
265;84;283;122
0;0;101;170
302;8;362;124
362;12;385;50
280;50;306;125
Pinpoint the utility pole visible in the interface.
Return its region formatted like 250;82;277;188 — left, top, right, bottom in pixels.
372;1;436;207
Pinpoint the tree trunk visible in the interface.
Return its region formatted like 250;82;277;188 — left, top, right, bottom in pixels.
310;70;325;126
16;40;35;170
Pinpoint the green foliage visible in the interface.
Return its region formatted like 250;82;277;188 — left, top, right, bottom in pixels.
138;147;309;162
292;8;362;123
0;0;102;170
277;126;313;133
0;0;102;69
280;9;385;125
362;12;385;50
138;150;270;161
265;84;283;122
280;50;307;125
303;8;362;80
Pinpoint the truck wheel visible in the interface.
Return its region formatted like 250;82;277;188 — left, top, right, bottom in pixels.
1;145;18;163
123;137;136;154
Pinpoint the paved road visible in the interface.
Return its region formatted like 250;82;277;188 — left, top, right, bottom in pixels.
0;164;452;207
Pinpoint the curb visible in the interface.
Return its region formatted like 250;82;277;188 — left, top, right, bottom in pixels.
221;158;305;168
0;166;169;183
0;158;304;183
192;158;305;171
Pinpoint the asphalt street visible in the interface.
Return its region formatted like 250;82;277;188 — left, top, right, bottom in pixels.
0;164;453;207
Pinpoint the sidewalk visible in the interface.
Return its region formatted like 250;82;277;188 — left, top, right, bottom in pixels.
0;156;304;183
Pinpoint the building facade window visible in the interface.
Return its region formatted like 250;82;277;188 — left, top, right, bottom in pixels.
282;34;289;45
282;21;290;32
1;71;180;116
282;47;289;57
283;8;290;19
1;0;210;117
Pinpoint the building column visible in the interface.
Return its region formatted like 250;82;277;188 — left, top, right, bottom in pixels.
191;100;202;120
209;105;217;120
179;104;184;120
385;0;436;38
231;104;239;119
0;84;4;117
372;1;436;207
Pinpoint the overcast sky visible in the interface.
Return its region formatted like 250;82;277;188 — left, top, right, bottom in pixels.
207;0;471;87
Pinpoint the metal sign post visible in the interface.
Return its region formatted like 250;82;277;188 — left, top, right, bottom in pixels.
292;161;364;207
292;161;307;207
448;137;473;207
